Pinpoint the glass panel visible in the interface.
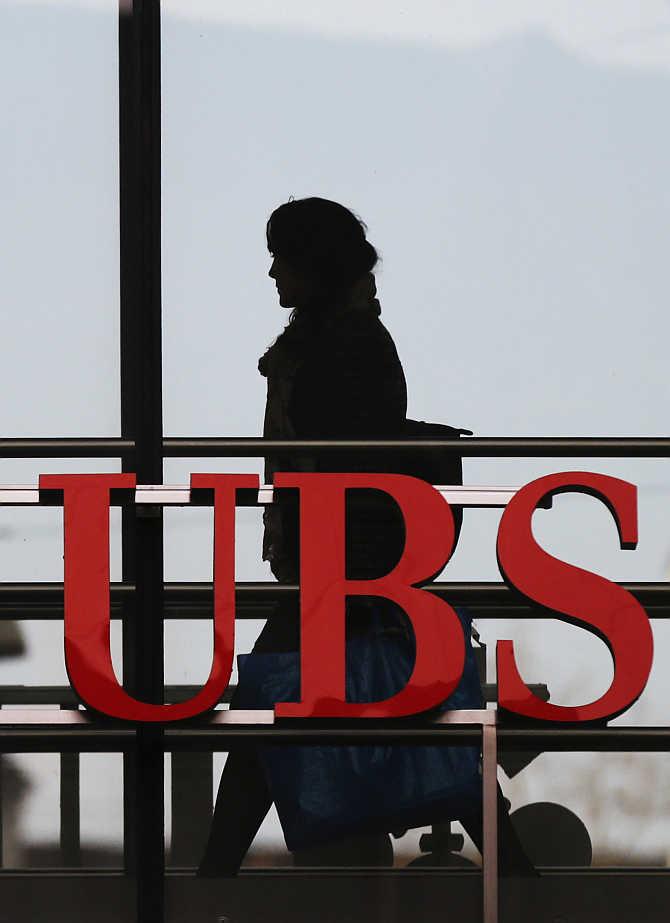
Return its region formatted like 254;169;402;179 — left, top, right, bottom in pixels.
1;752;125;871
161;2;670;915
1;753;60;867
0;458;124;890
0;458;123;689
0;0;119;437
79;754;124;867
453;460;670;583
501;752;670;868
161;1;668;441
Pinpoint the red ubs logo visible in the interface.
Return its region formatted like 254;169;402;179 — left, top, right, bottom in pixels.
39;471;653;724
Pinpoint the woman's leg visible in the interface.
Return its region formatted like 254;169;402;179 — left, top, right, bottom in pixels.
197;608;298;877
197;746;273;877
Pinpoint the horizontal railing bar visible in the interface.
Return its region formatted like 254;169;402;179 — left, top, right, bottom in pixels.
1;866;670;878
0;717;668;753
2;437;669;459
168;722;670;752
0;729;135;751
0;582;668;619
0;709;496;726
0;584;665;623
0;439;135;457
163;437;670;457
0;685;234;706
163;865;670;878
0;682;546;706
497;727;670;751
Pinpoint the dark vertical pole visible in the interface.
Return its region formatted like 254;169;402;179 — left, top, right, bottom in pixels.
0;748;3;867
119;2;164;922
59;706;81;867
169;752;213;866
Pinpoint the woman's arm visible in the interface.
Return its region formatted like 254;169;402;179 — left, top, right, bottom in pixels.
288;317;408;577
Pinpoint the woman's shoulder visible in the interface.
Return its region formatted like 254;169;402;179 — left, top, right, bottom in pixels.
328;310;400;359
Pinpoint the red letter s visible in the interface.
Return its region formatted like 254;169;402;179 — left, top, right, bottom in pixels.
496;472;653;722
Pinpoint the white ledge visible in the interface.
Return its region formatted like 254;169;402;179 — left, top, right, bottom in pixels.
0;485;532;508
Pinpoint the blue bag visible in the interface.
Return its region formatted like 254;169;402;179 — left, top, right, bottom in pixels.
235;605;483;851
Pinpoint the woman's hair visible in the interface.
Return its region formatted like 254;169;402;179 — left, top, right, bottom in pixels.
266;197;379;296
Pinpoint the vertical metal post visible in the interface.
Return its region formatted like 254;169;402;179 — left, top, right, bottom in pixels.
169;752;213;866
0;730;3;868
119;2;164;921
59;706;81;867
482;720;499;923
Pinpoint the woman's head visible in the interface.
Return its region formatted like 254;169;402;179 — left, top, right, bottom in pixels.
267;197;379;309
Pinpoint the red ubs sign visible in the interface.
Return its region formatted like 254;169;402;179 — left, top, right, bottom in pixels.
39;471;654;724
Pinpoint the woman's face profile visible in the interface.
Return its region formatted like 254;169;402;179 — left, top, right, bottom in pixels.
268;254;315;310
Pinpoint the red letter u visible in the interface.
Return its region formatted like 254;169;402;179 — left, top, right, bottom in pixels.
40;472;258;722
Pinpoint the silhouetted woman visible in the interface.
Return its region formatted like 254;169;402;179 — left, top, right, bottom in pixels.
198;198;407;874
198;197;533;876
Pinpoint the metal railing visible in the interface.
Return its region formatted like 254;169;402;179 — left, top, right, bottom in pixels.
1;436;669;923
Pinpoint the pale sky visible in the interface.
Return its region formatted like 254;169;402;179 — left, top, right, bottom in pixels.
27;0;670;71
